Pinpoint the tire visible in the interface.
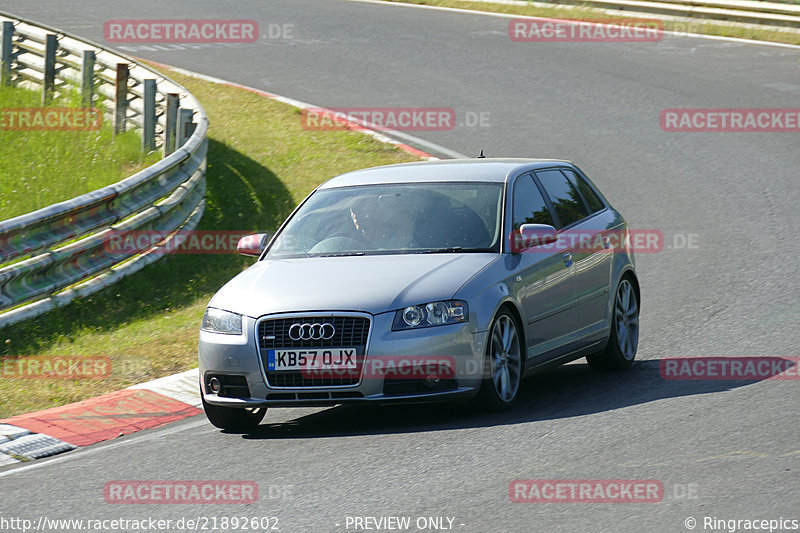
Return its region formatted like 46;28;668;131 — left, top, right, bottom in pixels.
202;395;267;431
587;277;639;371
477;310;523;410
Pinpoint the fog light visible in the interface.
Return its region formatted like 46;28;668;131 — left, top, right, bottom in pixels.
208;377;221;393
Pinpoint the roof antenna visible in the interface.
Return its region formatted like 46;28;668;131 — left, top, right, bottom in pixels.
477;149;485;158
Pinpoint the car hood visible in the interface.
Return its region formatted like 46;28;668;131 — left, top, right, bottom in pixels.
208;253;496;317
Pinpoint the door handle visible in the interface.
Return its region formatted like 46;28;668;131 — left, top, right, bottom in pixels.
563;253;573;266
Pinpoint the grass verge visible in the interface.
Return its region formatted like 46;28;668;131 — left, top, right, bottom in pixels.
0;65;420;419
383;0;800;46
0;85;160;220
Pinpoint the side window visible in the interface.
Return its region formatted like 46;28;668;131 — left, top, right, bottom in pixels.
563;169;604;213
512;175;553;230
535;170;590;228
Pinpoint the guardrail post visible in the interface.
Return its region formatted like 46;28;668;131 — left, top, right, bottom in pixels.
1;21;13;86
177;108;195;148
164;93;179;155
80;50;95;107
113;62;129;134
142;79;157;152
42;33;57;104
0;15;209;328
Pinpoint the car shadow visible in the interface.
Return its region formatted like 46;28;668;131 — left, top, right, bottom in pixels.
239;358;792;440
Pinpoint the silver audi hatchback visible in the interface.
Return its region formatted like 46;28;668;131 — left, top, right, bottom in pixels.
199;159;640;430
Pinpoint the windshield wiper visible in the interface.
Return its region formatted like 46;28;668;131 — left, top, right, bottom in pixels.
417;247;496;254
313;251;366;257
419;246;461;253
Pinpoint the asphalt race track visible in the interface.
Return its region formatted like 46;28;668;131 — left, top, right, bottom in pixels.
1;1;798;531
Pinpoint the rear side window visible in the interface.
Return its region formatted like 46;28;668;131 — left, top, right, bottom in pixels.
563;169;604;213
512;175;553;230
535;170;590;228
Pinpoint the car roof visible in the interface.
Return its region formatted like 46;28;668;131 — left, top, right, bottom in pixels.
317;158;574;189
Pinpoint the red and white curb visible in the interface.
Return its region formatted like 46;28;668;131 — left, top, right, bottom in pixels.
0;369;201;463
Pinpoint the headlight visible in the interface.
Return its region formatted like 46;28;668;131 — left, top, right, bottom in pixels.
201;308;243;335
392;300;467;331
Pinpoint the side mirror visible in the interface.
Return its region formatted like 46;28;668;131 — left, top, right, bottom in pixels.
236;233;270;257
510;224;557;253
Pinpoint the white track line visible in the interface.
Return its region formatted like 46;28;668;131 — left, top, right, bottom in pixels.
347;0;800;50
150;65;468;159
0;417;209;478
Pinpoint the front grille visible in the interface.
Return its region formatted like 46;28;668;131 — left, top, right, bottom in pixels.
265;370;363;388
258;316;370;388
265;391;364;400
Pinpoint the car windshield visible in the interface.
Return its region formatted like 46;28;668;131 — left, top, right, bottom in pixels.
267;182;504;258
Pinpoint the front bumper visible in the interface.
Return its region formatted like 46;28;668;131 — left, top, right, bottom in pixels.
199;311;487;408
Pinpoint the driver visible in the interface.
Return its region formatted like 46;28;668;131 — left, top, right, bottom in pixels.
350;196;414;250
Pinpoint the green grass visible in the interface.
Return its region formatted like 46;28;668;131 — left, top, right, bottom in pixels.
384;0;800;46
0;85;161;221
0;65;420;419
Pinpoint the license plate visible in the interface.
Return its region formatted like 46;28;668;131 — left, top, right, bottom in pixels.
267;348;357;371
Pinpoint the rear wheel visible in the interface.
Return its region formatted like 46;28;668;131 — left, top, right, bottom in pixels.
477;311;523;410
587;277;639;371
202;396;267;431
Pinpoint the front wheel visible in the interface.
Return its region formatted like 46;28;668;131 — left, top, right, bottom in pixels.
587;277;639;371
477;311;523;410
202;395;267;432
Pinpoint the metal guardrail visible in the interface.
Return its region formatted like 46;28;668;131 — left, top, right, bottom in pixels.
586;0;800;27
0;12;209;328
518;0;800;28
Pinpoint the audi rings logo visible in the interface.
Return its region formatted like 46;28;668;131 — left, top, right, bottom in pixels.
288;323;336;341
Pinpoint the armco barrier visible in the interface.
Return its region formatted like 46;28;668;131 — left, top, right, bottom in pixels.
571;0;800;28
494;0;800;29
0;12;208;328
